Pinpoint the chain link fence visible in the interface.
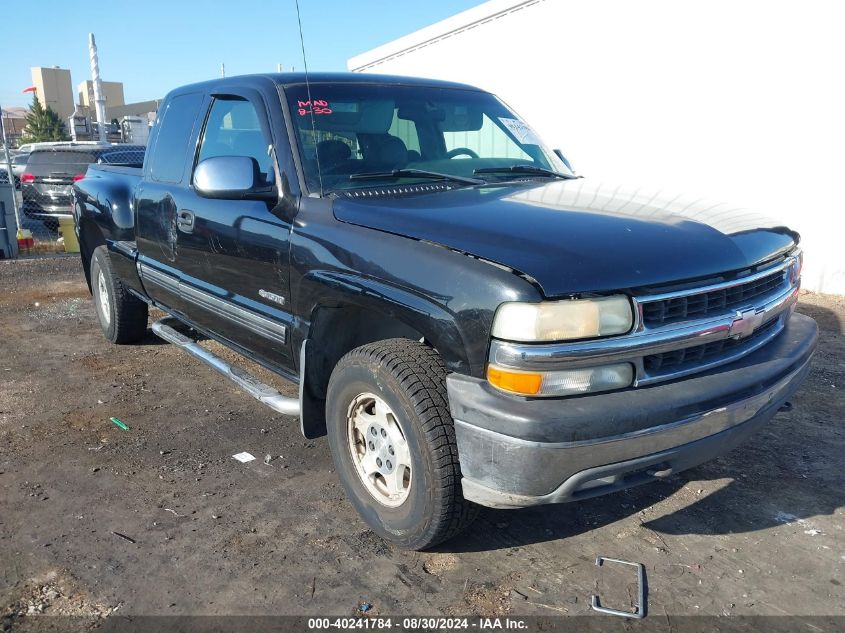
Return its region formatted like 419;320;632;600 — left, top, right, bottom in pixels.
4;144;146;256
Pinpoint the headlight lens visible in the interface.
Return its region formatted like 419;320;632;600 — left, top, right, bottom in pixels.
491;295;633;342
487;363;634;397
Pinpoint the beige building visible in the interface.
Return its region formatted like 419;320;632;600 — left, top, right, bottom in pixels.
78;80;125;121
107;100;160;122
31;67;75;121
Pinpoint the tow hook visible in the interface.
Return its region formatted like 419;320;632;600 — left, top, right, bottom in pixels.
778;401;794;413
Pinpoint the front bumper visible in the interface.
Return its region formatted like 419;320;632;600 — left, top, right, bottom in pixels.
447;312;817;508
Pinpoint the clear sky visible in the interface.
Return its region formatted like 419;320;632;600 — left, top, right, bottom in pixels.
1;0;482;109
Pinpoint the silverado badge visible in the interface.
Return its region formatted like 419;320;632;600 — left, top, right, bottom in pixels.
258;289;286;306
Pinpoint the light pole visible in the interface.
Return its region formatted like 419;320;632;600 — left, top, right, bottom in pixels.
88;33;108;142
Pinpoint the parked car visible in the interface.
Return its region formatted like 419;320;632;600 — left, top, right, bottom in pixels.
10;153;28;188
73;73;817;550
17;141;111;154
22;144;145;229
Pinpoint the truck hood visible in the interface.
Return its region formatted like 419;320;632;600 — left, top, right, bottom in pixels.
332;179;797;296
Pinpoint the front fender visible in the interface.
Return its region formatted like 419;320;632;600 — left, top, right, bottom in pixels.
296;270;472;374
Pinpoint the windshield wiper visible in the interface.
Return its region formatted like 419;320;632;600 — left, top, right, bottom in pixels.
348;169;485;186
473;165;581;180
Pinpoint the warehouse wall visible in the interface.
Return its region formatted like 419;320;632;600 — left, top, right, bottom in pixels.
349;0;845;294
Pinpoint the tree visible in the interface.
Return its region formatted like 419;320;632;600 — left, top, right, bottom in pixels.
19;95;69;143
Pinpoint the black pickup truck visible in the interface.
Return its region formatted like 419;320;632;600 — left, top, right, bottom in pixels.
73;73;817;550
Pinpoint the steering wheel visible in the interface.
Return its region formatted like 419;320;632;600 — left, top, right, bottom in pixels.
445;147;479;159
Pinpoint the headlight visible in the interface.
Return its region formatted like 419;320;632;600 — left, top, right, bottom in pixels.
491;295;633;342
487;363;634;397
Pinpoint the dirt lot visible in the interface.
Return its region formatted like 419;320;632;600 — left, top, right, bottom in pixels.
0;256;843;628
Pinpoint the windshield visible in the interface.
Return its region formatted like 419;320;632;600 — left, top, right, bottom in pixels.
284;83;571;194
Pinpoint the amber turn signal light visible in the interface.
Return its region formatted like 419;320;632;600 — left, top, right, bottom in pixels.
486;365;543;396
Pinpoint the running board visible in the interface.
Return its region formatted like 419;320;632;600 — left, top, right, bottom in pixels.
151;317;301;417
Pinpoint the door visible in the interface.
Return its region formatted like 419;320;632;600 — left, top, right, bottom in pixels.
180;92;296;373
135;90;207;319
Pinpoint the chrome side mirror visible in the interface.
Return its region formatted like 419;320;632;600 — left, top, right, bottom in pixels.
193;156;276;201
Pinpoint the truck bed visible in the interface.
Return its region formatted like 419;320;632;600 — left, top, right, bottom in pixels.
87;164;143;177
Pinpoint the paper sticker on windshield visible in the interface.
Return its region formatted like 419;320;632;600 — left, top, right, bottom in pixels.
498;117;542;146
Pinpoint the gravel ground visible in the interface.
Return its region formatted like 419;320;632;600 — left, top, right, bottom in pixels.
0;256;843;630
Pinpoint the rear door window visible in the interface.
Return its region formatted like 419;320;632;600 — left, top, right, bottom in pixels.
148;92;204;183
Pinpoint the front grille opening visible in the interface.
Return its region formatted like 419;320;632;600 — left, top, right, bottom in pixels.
644;317;782;373
641;270;786;327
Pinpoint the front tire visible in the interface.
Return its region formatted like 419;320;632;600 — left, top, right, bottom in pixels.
90;246;148;344
326;339;478;550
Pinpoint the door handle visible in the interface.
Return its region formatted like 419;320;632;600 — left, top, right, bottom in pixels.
177;209;195;233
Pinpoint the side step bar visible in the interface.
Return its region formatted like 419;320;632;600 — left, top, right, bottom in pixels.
151;317;301;417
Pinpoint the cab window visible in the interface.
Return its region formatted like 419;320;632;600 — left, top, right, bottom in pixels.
197;97;275;185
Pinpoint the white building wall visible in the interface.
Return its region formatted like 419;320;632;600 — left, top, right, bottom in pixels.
349;0;845;294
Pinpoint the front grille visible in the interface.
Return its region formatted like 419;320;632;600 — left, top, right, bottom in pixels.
643;316;782;373
488;255;799;393
641;269;787;327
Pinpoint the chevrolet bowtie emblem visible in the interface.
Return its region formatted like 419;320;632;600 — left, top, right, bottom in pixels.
728;308;766;339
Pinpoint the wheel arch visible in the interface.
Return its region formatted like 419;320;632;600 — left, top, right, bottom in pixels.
296;271;472;439
77;214;107;293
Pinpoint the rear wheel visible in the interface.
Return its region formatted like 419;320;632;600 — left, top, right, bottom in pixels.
326;338;478;550
90;246;148;344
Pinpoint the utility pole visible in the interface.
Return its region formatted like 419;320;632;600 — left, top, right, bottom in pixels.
0;102;22;236
88;33;108;142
